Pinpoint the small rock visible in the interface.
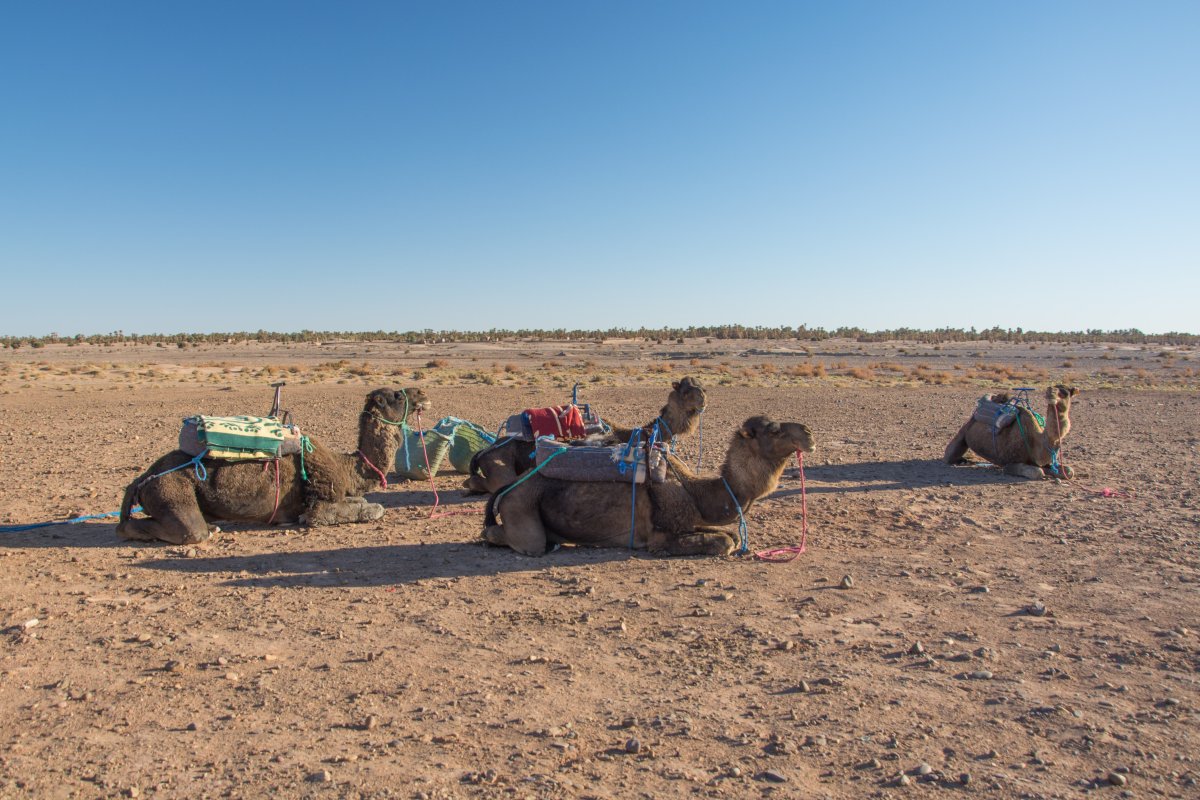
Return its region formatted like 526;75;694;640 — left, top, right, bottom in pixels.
136;632;152;643
915;763;933;776
625;737;641;754
224;671;240;682
1027;601;1048;617
308;770;333;783
759;770;787;783
894;774;911;786
165;660;184;673
695;578;709;587
968;670;994;680
128;788;139;798
20;619;39;630
908;641;925;655
263;653;279;662
186;722;198;731
838;575;854;590
729;766;742;778
959;772;971;785
797;680;811;693
1108;771;1127;787
364;715;379;730
778;640;795;651
719;592;734;601
860;758;882;770
217;656;229;666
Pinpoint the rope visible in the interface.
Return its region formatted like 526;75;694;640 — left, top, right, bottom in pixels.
492;443;569;514
298;435;314;482
755;450;808;562
720;476;749;555
357;450;388;489
0;506;143;533
415;410;485;519
695;407;705;471
266;458;282;525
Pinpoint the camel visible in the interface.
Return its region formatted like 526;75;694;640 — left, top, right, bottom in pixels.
944;385;1078;479
463;377;708;495
116;387;431;544
482;415;815;557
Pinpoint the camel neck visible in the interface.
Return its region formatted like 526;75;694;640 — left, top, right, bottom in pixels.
354;417;403;486
657;403;701;439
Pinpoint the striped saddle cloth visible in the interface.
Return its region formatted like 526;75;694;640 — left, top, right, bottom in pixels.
179;415;303;460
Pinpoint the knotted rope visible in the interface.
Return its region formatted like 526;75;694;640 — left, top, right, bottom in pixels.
755;450;809;562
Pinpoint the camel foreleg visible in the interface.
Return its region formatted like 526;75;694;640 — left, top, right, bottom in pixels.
302;498;384;526
648;527;737;557
1003;463;1046;480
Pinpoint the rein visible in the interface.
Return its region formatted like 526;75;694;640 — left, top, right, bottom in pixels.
755;450;808;562
357;450;388;489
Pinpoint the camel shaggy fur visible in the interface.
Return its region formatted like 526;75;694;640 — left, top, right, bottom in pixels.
464;377;708;495
116;387;430;544
944;385;1078;479
482;415;815;557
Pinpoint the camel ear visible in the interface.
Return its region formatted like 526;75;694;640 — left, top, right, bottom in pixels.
1069;387;1079;397
373;392;387;406
672;381;680;390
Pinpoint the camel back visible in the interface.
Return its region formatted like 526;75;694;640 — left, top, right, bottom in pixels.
179;415;303;461
534;438;668;484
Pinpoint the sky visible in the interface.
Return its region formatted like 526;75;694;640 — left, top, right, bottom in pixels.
1;1;1197;337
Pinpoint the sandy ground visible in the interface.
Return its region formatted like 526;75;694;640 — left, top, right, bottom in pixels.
0;340;1197;799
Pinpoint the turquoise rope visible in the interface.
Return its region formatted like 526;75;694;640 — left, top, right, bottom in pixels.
298;435;314;481
1;506;143;533
720;476;749;555
493;444;569;509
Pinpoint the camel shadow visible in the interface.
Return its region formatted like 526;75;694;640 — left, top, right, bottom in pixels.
770;459;1020;496
137;541;637;588
0;522;129;549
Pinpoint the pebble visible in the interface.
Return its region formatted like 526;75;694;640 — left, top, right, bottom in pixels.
719;592;734;601
1108;771;1127;786
165;660;184;673
838;575;854;590
1028;601;1048;617
860;758;882;770
916;763;933;775
20;619;39;630
308;770;332;783
960;772;971;785
625;737;641;754
759;770;787;783
364;715;379;730
224;672;240;682
797;680;811;693
894;774;911;786
136;633;152;643
908;641;925;655
695;578;709;587
777;640;795;651
968;670;994;680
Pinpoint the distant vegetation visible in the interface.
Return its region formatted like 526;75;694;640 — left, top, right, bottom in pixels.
2;324;1197;349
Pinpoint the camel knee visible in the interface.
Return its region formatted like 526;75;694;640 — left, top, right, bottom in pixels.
482;523;545;556
358;502;385;522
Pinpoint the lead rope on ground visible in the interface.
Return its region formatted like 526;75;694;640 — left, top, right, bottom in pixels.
755;450;808;562
0;506;144;533
414;410;486;519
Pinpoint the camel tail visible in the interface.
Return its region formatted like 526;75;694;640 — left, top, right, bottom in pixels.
484;488;502;527
118;476;141;524
944;419;972;464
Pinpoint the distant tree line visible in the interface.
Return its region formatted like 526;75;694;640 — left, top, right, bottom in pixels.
2;325;1196;349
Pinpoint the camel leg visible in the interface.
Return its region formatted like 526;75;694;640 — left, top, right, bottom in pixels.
944;419;972;464
302;499;384;526
648;528;737;557
116;492;214;545
482;503;548;557
462;474;490;494
1003;463;1045;480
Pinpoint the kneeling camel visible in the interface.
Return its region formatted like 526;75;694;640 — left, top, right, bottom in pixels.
117;387;430;544
482;415;815;557
944;385;1078;479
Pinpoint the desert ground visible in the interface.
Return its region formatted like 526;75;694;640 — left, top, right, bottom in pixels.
1;338;1197;799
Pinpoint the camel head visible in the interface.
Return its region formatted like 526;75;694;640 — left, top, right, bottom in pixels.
735;415;816;461
1045;385;1078;416
362;387;431;426
669;377;708;415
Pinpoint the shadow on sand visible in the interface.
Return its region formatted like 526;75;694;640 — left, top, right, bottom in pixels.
771;458;1017;496
137;541;635;588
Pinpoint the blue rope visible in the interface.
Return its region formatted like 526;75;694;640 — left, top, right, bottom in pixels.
720;476;749;555
1;506;144;533
144;450;209;484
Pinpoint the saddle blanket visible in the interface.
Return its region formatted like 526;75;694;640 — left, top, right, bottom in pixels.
534;438;668;484
179;415;302;460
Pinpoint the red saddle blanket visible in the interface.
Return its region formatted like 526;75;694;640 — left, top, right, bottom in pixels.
525;405;587;439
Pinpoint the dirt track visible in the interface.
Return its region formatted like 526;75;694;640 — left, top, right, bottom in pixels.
1;341;1198;798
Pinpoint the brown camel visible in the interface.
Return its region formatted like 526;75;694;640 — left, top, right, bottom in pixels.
944;385;1078;479
463;377;708;495
482;415;815;557
116;387;430;544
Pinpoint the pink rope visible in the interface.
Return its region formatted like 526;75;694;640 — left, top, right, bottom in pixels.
414;411;484;519
755;450;808;562
357;450;388;489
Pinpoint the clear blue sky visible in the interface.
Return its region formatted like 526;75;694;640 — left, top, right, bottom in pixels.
2;1;1197;337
